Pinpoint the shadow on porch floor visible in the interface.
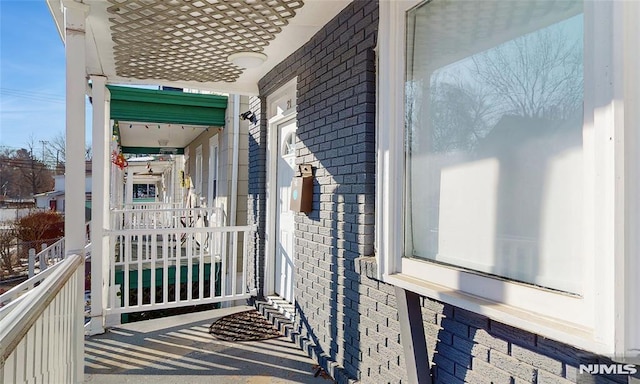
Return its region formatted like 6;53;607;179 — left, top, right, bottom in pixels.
84;305;330;384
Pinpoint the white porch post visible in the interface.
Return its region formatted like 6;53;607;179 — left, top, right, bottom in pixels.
64;1;88;255
88;75;110;335
126;166;134;205
63;1;88;382
622;0;640;360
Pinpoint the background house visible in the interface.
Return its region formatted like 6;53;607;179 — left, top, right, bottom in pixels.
34;161;92;220
0;197;35;223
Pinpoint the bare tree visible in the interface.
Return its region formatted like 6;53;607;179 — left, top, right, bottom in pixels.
0;226;17;278
470;27;583;120
8;136;54;198
0;145;54;198
420;24;583;153
0;147;18;197
47;131;92;172
48;132;66;170
427;75;495;152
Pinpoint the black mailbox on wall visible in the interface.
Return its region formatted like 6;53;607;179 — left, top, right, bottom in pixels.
290;164;313;213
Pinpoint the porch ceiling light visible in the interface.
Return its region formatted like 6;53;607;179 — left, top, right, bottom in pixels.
158;139;169;146
227;52;267;69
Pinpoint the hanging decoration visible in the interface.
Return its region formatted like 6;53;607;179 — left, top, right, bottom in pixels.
111;150;128;170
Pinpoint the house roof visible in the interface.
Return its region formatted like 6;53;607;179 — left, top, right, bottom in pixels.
46;0;352;95
33;191;66;199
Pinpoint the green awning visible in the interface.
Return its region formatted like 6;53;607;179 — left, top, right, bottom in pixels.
107;85;227;126
121;146;185;155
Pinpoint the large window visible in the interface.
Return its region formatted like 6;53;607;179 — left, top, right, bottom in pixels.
404;1;584;293
133;183;156;201
378;0;640;355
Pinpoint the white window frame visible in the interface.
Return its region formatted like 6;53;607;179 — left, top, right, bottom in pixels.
376;0;640;356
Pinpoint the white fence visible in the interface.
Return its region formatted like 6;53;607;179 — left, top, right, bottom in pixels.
0;263;63;309
112;206;225;230
0;254;84;383
106;224;256;316
122;202;182;210
26;223;90;278
0;208;39;223
28;238;65;278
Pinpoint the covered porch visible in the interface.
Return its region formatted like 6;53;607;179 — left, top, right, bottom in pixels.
83;305;324;384
87;79;256;331
0;0;353;382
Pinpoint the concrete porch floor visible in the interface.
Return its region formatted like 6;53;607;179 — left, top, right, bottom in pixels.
84;305;330;384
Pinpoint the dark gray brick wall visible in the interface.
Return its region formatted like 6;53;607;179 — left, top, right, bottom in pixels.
247;96;266;297
357;256;638;384
257;1;377;382
250;1;637;384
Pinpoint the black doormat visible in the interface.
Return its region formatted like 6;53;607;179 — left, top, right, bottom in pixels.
209;309;283;341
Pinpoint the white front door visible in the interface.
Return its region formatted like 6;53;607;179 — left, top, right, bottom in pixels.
275;119;297;303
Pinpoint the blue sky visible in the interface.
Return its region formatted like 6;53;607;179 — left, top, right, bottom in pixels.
0;0;91;154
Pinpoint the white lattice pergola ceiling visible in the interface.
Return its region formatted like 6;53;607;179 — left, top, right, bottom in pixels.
107;0;304;83
49;0;352;95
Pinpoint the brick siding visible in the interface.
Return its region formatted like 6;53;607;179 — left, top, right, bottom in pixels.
357;257;637;384
256;1;377;381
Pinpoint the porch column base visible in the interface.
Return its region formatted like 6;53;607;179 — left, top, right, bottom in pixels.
86;316;105;336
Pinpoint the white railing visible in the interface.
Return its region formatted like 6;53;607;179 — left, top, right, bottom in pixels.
122;201;182;210
0;253;84;383
106;224;256;315
111;206;225;230
26;222;91;278
0;263;63;309
28;238;65;278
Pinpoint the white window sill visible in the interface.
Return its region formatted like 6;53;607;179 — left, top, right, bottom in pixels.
383;272;613;356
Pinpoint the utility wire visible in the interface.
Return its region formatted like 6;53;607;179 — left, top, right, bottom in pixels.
0;88;65;104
